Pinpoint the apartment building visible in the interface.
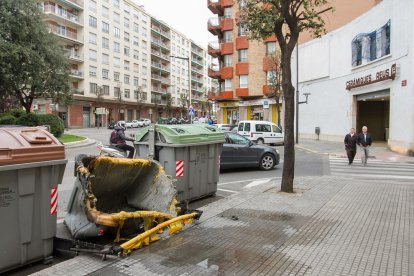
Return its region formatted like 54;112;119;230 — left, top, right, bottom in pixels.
39;0;212;128
207;0;380;126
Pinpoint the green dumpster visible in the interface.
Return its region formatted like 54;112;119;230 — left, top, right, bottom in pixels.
134;124;225;202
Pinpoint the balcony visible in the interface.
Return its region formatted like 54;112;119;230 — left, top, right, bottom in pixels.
221;66;233;79
208;17;221;35
216;91;234;100
263;57;278;71
221;18;234;32
151;62;170;73
236;63;249;75
263;85;279;96
72;89;84;95
191;77;204;85
221;0;233;8
151;74;170;84
43;5;82;27
151;49;170;61
191;58;204;68
151;37;170;51
208;41;221;57
236;36;249;50
151;26;171;39
48;24;82;45
264;34;277;42
208;67;221;79
207;0;222;15
64;50;83;62
151;86;169;94
221;42;233;55
56;0;84;10
235;88;249;97
69;69;83;79
191;48;203;58
191;67;204;76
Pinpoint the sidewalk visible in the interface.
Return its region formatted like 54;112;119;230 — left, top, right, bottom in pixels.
32;176;413;276
296;138;414;163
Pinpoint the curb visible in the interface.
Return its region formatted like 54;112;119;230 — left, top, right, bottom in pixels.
64;138;97;149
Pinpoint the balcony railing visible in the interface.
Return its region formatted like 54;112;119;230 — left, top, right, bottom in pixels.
151;50;170;60
72;89;84;95
43;5;80;25
151;62;170;72
151;26;171;38
70;69;83;77
64;50;82;60
49;24;79;41
191;67;204;75
151;75;170;83
151;37;170;49
151;87;169;94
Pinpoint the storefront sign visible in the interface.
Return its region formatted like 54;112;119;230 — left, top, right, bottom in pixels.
346;64;397;90
263;100;270;109
219;101;239;108
239;98;279;107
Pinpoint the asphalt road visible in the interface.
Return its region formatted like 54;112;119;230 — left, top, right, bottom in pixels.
58;128;330;220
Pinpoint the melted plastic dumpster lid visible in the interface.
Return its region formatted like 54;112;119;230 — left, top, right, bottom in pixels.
0;127;65;165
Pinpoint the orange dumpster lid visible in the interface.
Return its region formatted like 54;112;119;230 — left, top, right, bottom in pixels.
0;127;65;165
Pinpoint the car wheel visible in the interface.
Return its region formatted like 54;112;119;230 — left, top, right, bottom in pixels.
260;153;275;170
257;138;264;145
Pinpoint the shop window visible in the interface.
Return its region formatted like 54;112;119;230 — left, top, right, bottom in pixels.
352;20;391;67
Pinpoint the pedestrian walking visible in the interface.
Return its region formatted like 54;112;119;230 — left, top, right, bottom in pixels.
357;126;372;166
344;128;357;165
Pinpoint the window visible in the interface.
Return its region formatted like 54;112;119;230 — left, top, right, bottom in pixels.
352;20;391;66
141;92;147;100
102;53;109;64
114;72;120;81
102;85;110;95
238;24;246;36
114;27;120;38
267;70;277;85
133;9;139;20
142;40;147;49
142;27;147;37
113;12;120;23
88;0;97;11
256;124;271;132
272;124;282;133
224;79;232;90
102;5;109;18
223;55;232;66
114;57;120;67
89;66;97;76
102;69;109;79
124;89;130;98
223;31;232;43
239;75;248;88
133;36;139;46
113;0;120;8
142;66;147;75
89;83;97;94
89;16;97;28
89;49;97;61
133;50;139;60
124;18;130;28
133;63;139;72
89;32;97;44
133;23;139;33
102;37;109;49
114;42;120;53
266;42;276;56
228;132;250;145
114;87;120;97
224;7;232;19
238;49;248;62
124;46;130;56
124;31;130;42
134;77;139;87
102;22;109;33
142;79;147;88
124;60;130;70
142;53;147;63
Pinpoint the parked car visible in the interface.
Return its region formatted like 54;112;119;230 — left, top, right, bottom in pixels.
237;120;284;145
214;124;235;131
131;120;140;128
137;118;151;127
220;132;280;171
125;121;133;128
142;118;151;126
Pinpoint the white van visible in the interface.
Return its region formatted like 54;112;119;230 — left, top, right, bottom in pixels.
237;120;284;145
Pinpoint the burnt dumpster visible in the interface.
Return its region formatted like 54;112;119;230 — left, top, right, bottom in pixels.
0;127;66;274
134;124;225;202
64;155;201;255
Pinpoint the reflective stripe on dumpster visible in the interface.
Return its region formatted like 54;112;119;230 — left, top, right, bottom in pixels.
176;160;184;177
50;187;58;215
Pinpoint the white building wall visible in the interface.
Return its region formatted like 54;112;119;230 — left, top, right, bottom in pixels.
295;0;414;154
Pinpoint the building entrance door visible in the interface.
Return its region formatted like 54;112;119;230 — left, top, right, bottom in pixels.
356;90;390;141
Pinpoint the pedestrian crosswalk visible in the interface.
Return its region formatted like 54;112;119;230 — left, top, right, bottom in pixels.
329;156;414;181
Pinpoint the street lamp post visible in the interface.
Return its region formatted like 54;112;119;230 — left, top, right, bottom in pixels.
170;55;192;123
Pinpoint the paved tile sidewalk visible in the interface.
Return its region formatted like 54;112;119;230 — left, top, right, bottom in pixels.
32;176;413;275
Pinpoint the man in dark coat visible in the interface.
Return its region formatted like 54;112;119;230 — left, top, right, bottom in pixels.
357;126;373;166
344;128;357;165
111;121;135;158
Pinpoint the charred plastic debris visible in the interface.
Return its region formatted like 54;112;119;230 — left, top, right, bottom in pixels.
61;155;202;258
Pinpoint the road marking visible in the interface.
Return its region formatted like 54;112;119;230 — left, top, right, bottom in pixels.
244;178;272;189
218;177;281;186
332;173;414;180
217;188;238;194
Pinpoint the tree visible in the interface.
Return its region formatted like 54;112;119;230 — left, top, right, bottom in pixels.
164;93;172;117
179;94;188;117
240;0;332;192
266;51;283;128
0;0;71;113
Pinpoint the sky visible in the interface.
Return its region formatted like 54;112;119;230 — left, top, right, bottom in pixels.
133;0;216;47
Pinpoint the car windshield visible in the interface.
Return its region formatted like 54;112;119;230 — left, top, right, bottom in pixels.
227;132;250;145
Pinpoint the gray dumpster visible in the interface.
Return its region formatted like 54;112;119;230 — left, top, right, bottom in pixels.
134;124;225;202
0;127;66;273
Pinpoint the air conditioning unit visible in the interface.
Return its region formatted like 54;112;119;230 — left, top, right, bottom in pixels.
32;104;39;111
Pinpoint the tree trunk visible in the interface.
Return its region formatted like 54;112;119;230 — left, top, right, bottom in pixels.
280;51;295;193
